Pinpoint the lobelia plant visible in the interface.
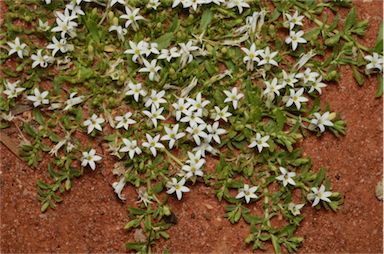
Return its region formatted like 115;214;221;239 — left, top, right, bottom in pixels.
0;0;382;253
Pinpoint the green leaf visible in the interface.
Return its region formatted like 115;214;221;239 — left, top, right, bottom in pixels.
376;75;383;98
344;8;356;32
155;32;173;50
313;168;326;187
374;21;383;53
271;234;282;254
352;66;365;86
200;9;213;31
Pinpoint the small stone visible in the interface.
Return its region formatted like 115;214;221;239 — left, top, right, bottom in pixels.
375;180;383;201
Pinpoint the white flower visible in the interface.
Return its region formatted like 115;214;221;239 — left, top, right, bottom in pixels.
275;167;296;187
166;177;190;200
249;133;270;153
288;203;305;216
120;7;144;30
3;80;25;99
223;87;244;109
142;134;165;157
27;88;49;107
124;41;146;63
263;77;284;97
296;68;319;83
108;25;127;41
182;158;205;178
139;59;161;81
31;49;49;68
161;124;185;149
47;36;69;56
63;92;83;110
187;92;210;115
226;0;250;14
241;43;262;70
307;185;332;207
125;82;147;102
180;109;205;127
147;0;161;9
206;122;226;144
38;19;50;31
286;88;308;110
308;76;327;94
179;41;199;66
310;112;334;133
115;112;136;130
285;30;307;51
258;46;278;66
157;47;180;62
281;70;299;88
112;177;126;200
143;105;165;128
51;10;78;38
186;123;208;145
66;2;85;16
119;138;142;159
83;114;105;134
235;184;258;203
81;148;102;170
172;98;191;121
192;139;217;157
7;37;27;58
144;89;166;109
110;0;125;7
186;151;205;165
364;53;383;72
285;11;304;30
136;187;153;206
213;106;232;122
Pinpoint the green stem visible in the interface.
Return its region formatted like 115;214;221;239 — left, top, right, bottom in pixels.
163;149;183;167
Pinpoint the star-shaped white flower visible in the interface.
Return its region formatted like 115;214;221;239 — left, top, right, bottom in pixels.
166;177;190;200
364;52;383;72
63;92;83;111
281;70;299;88
3;80;25;99
187;92;210;115
186;123;208;145
81;148;102;170
226;0;250;14
206;122;226;144
7;37;27;58
143;105;165;128
144;89;167;109
120;7;144;30
125;82;147;102
115;112;136;130
285;11;304;30
139;59;161;81
241;43;262;70
258;46;278;66
31;49;50;68
108;25;127;41
124;41;146;63
83;114;105;134
27;88;49;107
263;77;284;97
223;87;244;109
157;47;181;62
161;124;185;149
308;76;327;94
307;184;332;207
179;40;199;66
275;167;296;187
213;106;232;122
310;112;334;133
180;109;205;127
285;30;307;51
110;0;126;7
288;203;305;216
119;138;142;159
182;158;205;178
142;134;165;157
172;98;191;121
286;88;308;110
249;133;270;153
296;68;319;83
236;184;258;203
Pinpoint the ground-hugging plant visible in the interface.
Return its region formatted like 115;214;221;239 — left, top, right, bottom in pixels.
0;0;383;253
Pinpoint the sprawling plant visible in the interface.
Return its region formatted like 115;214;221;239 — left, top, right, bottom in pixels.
1;0;382;253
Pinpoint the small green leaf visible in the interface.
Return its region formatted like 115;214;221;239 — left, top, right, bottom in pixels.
352;66;365;86
344;8;356;32
200;9;213;31
155;32;173;50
